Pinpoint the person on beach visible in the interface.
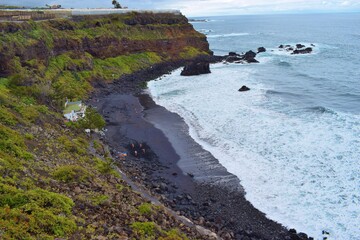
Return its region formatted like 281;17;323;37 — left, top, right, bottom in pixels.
118;152;127;160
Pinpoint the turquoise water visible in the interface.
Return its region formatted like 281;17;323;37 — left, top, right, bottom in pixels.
149;13;360;239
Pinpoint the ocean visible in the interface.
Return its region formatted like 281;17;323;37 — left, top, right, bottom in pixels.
148;13;360;239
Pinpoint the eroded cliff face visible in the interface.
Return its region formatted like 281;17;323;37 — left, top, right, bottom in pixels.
0;12;211;104
0;12;210;78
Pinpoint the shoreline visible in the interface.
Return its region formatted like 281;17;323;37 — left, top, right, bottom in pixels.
90;62;310;239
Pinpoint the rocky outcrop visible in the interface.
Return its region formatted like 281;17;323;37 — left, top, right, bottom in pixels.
296;44;305;49
181;61;211;76
223;50;259;64
257;47;266;53
225;55;242;63
292;47;313;54
238;85;250;92
278;43;314;55
243;50;259;63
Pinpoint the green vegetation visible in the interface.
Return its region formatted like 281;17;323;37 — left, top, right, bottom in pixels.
77;107;106;130
180;46;209;59
160;229;190;240
0;5;25;9
131;222;157;239
0;13;209;239
0;185;76;239
138;203;153;216
52;165;91;183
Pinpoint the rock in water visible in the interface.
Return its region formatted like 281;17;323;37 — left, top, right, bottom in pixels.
296;43;306;49
292;47;313;54
257;47;266;53
180;62;211;76
243;50;259;63
228;51;239;56
238;85;250;92
226;56;242;63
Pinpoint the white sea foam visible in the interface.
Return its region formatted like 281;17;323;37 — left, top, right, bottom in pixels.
148;63;360;240
207;32;250;38
198;29;214;34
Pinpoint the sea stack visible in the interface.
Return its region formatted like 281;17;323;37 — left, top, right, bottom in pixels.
181;61;211;76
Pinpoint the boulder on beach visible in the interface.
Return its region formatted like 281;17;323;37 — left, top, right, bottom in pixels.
180;61;211;76
257;47;266;53
238;85;250;92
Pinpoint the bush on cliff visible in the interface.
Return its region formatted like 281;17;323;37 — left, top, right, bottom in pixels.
0;185;77;238
77;107;106;130
52;165;91;183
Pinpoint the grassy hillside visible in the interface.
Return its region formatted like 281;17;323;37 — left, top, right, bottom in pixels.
0;12;210;239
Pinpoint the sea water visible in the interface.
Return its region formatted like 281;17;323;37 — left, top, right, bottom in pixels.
148;13;360;239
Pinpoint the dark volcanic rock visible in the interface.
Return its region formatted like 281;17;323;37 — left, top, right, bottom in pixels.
278;43;313;55
296;43;306;49
238;85;250;92
257;47;266;53
243;50;259;63
180;61;211;76
228;52;239;56
223;50;259;64
292;47;312;55
226;56;242;63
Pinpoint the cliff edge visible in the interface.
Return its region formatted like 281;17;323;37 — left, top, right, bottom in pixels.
0;12;211;239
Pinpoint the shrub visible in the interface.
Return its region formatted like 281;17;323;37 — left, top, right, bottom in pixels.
159;229;189;240
52;165;91;183
138;203;153;216
0;124;33;160
58;136;88;155
24;133;34;140
0;184;77;238
77;107;106;130
89;193;109;206
131;222;157;239
0;156;23;179
0;107;18;126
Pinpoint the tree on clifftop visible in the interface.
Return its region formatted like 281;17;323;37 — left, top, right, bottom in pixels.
112;0;122;8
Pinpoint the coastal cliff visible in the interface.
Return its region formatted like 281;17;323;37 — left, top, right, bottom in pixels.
0;12;212;239
0;12;210;100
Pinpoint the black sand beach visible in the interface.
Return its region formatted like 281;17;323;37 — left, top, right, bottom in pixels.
90;63;310;240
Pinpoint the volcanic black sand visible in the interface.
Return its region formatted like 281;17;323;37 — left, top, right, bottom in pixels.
90;63;310;240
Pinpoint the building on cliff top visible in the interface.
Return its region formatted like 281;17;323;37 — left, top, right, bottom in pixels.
63;100;86;122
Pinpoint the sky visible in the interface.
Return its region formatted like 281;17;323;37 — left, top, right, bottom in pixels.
1;0;360;16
